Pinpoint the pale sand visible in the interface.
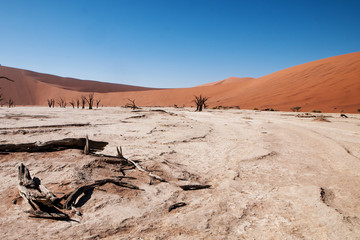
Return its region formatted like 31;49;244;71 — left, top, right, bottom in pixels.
0;107;360;239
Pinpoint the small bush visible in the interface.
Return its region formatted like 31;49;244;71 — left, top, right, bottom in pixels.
312;110;322;113
291;106;301;112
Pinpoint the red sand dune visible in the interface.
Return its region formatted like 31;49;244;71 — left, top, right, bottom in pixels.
0;52;359;112
197;77;254;87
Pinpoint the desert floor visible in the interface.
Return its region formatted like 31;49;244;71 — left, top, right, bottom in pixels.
0;107;360;240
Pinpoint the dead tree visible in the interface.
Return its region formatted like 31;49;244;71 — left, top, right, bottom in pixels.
0;89;4;107
116;146;166;184
85;93;95;109
7;98;15;108
17;163;68;219
193;95;209;112
57;98;67;108
16;163;139;219
291;106;302;112
0;137;108;153
125;99;138;110
96;99;101;108
81;96;86;109
76;99;80;108
69;100;75;108
47;99;55;108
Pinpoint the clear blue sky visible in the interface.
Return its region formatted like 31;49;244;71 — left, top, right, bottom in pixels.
0;0;359;88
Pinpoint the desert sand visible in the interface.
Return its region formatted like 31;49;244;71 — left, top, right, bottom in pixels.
1;106;360;239
1;52;359;113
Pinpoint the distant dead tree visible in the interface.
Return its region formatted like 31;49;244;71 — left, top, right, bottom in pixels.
81;96;86;109
7;97;15;108
96;99;101;108
84;93;95;109
0;89;5;107
193;95;209;112
69;99;75;108
291;106;302;112
76;99;80;108
47;99;55;108
57;98;67;108
0;77;15;107
125;99;138;110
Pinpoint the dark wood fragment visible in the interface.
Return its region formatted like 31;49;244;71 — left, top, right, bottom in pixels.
0;138;108;153
168;202;187;212
179;185;211;191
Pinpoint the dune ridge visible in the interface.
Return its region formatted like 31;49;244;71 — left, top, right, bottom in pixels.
0;52;359;112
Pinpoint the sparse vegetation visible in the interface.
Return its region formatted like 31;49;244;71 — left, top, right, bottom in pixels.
84;93;95;109
312;110;322;113
314;115;330;122
291;106;302;112
125;99;138;110
81;96;86;109
69;100;75;108
0;89;5;107
57;98;67;108
47;99;55;108
193;95;209;112
6;97;15;108
96;99;101;108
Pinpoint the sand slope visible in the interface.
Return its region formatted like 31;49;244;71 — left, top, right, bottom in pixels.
0;52;359;112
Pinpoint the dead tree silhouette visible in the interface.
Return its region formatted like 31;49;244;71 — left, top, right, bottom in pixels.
193;95;209;112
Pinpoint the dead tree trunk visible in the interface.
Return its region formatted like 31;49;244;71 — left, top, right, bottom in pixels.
0;137;108;153
17;163;69;219
116;147;166;183
193;95;209;112
85;93;95;109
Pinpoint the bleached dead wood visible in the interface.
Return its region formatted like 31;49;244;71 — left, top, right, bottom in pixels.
0;137;108;153
64;178;140;210
168;202;187;212
116;146;167;183
179;184;211;191
17;163;69;219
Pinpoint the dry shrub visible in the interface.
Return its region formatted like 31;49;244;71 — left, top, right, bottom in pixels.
313;115;330;122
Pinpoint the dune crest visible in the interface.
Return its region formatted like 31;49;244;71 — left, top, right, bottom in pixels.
0;52;359;112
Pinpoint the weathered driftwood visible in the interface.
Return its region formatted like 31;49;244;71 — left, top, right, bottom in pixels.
64;178;140;210
168;202;187;212
116;146;167;183
17;164;140;220
0;123;90;131
84;135;90;155
0;138;108;153
179;184;211;191
18;163;69;219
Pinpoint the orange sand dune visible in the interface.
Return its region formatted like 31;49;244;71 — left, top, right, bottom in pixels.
0;52;359;112
197;77;254;87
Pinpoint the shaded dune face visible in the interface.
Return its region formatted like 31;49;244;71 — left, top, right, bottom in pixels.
0;52;359;112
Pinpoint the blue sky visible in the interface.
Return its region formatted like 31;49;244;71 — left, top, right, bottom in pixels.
0;0;359;88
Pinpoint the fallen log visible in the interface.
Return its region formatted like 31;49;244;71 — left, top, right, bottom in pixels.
116;146;167;183
168;202;187;212
17;164;140;220
17;163;69;220
179;184;211;191
64;178;140;210
0;138;108;153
